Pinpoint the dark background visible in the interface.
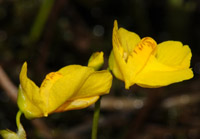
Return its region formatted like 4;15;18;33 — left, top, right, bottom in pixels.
0;0;200;138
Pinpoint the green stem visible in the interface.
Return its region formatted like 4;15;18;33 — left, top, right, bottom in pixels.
91;97;102;139
16;110;26;139
16;111;22;129
29;0;55;43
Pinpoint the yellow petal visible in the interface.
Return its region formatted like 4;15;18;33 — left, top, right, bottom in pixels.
135;41;193;87
156;41;192;68
125;37;157;89
18;86;43;119
17;62;43;119
19;62;40;102
118;27;140;54
39;72;63;117
135;55;193;87
73;70;113;99
111;20;155;89
108;50;123;80
48;69;112;113
112;20;130;87
40;65;95;115
88;51;104;70
54;96;99;112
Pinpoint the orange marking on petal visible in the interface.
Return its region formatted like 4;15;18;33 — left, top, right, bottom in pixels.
41;72;63;88
133;50;137;54
134;37;157;55
46;72;63;81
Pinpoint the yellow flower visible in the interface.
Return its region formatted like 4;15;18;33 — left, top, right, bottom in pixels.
17;62;112;119
88;51;104;70
109;20;193;89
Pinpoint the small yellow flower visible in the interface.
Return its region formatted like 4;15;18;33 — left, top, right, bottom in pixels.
88;51;104;70
17;62;112;119
109;20;193;89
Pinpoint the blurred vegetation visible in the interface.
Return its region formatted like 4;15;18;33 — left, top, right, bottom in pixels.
0;0;200;138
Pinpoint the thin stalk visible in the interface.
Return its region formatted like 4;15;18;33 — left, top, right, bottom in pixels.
91;97;102;139
16;110;26;139
16;111;22;129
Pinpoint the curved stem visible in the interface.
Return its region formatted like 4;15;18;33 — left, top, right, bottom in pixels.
16;110;26;139
91;96;102;139
16;110;22;129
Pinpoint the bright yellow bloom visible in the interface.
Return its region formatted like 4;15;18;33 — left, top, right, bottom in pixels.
109;20;193;89
17;62;112;119
88;51;104;70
